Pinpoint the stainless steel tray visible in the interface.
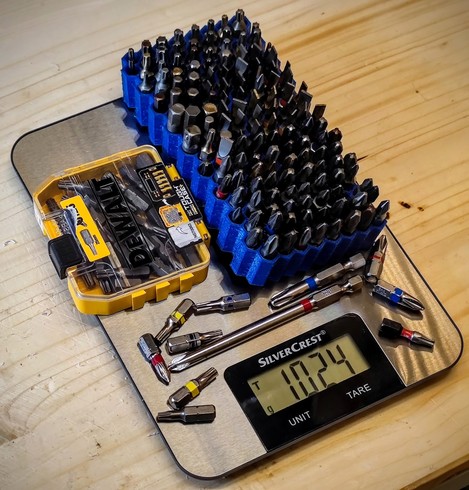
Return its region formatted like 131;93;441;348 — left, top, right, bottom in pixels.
11;100;463;479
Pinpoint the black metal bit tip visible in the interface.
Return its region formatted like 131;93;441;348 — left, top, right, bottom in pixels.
260;234;279;260
245;227;264;249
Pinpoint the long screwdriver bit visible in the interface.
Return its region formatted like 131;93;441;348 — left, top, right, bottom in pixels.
270;252;366;308
168;276;363;372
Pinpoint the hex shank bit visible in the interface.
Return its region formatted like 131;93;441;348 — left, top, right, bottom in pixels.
168;276;363;372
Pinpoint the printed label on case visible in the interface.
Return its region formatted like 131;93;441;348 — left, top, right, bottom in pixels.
60;196;110;261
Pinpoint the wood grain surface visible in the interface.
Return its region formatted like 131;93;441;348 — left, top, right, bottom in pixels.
0;0;468;488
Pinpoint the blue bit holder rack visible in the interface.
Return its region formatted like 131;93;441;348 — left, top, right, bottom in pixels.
120;13;386;286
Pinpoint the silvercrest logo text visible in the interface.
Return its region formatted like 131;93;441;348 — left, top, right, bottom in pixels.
258;330;327;368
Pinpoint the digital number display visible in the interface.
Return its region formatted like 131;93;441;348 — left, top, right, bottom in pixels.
248;334;370;415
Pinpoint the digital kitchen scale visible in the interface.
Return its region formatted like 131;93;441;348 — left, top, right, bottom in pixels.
11;100;463;479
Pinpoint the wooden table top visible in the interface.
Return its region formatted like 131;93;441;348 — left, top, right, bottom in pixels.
0;0;468;488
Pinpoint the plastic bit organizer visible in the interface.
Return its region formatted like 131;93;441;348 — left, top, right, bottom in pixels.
120;11;387;286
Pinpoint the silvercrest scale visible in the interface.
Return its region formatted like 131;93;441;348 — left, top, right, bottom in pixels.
12;100;463;479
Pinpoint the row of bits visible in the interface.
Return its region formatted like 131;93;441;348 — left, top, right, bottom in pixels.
120;10;388;286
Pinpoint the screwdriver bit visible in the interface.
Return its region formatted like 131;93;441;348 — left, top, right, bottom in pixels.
379;318;434;349
246;227;264;249
157;405;216;424
365;235;387;284
260;234;280;260
374;200;390;223
195;293;251;314
372;279;425;312
155;298;196;345
167;367;218;409
169;276;363;373
137;333;171;385
166;330;223;355
270;252;366;308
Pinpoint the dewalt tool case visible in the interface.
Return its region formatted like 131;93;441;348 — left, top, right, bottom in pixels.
33;145;210;315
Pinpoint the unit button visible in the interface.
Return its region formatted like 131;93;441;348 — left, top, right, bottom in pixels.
345;383;372;399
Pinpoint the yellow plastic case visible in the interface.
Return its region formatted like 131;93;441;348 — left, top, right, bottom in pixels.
33;146;210;315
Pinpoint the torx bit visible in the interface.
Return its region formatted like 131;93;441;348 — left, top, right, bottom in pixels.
169;276;363;372
166;330;223;355
199;128;216;162
155;299;196;346
379;318;434;349
167;367;218;409
365;235;387;284
137;333;171;385
195;293;251;314
270;252;366;308
157;405;216;424
372;279;425;312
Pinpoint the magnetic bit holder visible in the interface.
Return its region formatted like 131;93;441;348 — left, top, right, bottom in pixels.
120;14;386;286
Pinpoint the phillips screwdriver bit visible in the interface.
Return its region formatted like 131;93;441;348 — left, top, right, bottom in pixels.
342;210;361;235
169;276;363;372
379;318;434;349
230;206;245;224
270;252;366;308
167;367;218;409
155;299;196;345
374;200;390;223
372;279;425;312
260;234;280;260
246;227;264;249
157;405;216;424
195;293;251;314
365;235;387;284
137;333;171;385
166;330;223;355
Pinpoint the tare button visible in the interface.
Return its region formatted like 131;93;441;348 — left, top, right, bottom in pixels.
345;383;372;399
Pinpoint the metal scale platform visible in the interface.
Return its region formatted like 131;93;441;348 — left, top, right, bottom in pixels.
11;100;463;479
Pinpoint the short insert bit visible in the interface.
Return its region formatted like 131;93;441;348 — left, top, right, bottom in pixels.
155;299;196;345
195;293;251;313
269;253;366;309
167;367;218;409
372;279;425;312
365;235;387;284
379;318;434;349
156;405;216;424
137;333;171;385
166;330;223;355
